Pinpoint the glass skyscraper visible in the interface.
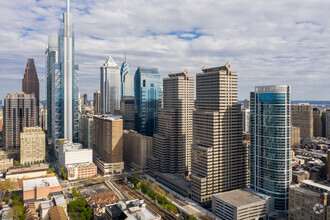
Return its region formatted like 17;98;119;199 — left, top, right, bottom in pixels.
250;85;291;212
52;0;79;146
134;67;161;137
120;55;134;97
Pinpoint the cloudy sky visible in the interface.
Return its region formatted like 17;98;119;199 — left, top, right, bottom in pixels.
0;0;329;101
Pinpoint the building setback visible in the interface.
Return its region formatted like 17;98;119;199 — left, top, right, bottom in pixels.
149;70;194;177
134;67;161;137
20;127;45;165
291;103;313;138
250;85;291;212
22;58;40;126
190;63;248;206
3;92;37;150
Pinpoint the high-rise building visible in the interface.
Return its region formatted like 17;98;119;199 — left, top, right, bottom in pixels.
289;180;330;220
190;63;248;206
291;103;313;138
46;35;58;140
150;70;194;177
326;110;330;139
79;113;94;149
83;94;88;106
120;54;134;97
313;108;324;137
134;67;161;137
242;108;250;133
120;96;135;130
100;57;120;114
250;85;291;212
3;92;37;150
93;91;101;115
22;58;40;125
52;0;79;145
93;115;124;175
20;127;45;165
291;126;301;147
243;99;250;109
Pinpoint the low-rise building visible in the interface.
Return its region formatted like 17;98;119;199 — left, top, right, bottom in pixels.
212;188;274;220
5;163;49;180
20;127;45;165
24;203;38;220
0;158;13;172
105;199;161;220
49;206;68;220
123;130;153;171
289;180;330;220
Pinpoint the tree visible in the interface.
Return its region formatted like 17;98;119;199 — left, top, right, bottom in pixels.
136;182;141;189
47;167;55;174
0;180;15;192
68;197;93;220
60;168;67;179
13;160;23;167
188;215;197;220
72;187;79;198
167;192;175;200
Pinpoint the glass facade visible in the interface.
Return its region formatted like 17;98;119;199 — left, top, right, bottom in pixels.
134;67;161;137
120;59;134;97
250;85;291;212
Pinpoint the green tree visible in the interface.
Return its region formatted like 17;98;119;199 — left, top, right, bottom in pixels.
136;182;141;189
47;167;55;174
72;187;79;198
188;215;197;220
68;197;93;220
13;160;23;167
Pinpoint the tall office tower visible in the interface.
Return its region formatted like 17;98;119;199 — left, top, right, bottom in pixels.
250;85;291;212
20;127;45;165
3;92;37;150
243;99;250;109
22;58;40;125
134;67;161;136
313;108;324;137
46;35;58;140
93;91;101;115
190;63;248;206
291;103;313;138
52;0;79;145
326;110;330;139
93;115;124;175
120;96;135;130
242;108;250;133
120;54;134;97
151;71;194;176
100;57;120;114
83;94;88;106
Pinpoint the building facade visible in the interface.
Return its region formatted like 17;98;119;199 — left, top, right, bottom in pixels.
120;96;135;130
250;85;291;212
123;130;153;171
120;55;134;97
52;0;79;146
79;113;94;149
20;127;46;165
150;71;194;176
22;58;40;126
291;103;313;138
326;110;330;139
93;115;124;175
93;91;101;115
291;126;301;147
100;57;120;114
242;108;250;133
46;35;58;140
3;92;37;149
313;108;324;137
134;67;161;137
190;63;248;206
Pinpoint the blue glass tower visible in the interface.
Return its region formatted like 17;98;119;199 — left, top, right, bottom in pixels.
134;67;161;136
250;85;291;212
52;0;79;147
120;54;134;97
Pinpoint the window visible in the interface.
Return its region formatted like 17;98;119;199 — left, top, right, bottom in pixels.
143;80;146;87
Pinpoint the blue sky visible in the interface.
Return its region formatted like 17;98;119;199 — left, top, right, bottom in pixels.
0;0;330;101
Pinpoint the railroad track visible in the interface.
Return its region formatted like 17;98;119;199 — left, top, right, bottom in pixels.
116;182;178;220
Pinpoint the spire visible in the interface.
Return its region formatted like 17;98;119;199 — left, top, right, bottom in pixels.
124;50;127;62
66;0;70;13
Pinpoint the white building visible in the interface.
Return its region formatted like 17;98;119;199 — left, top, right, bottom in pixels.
58;140;93;168
242;108;250;133
212;188;274;220
100;57;120;114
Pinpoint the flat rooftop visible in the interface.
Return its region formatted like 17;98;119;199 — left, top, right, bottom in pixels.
213;188;271;208
23;176;60;191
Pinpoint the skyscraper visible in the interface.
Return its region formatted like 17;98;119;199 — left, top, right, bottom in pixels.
242;108;250;133
150;70;194;177
93;91;101;115
3;92;37;150
22;58;39;125
313;108;324;137
134;67;161;137
52;0;79;145
46;35;58;140
100;57;120;114
190;63;248;206
291;103;313;138
120;54;134;97
83;93;88;106
120;96;135;130
250;85;291;212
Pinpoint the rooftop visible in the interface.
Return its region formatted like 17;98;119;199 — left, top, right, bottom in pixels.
213;188;272;208
23;176;60;191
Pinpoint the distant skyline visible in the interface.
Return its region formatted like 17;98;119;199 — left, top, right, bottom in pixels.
1;0;330;101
